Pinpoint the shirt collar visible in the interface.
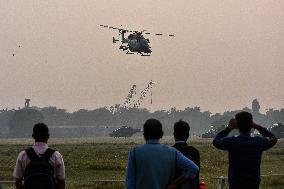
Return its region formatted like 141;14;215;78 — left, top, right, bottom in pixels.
146;139;160;144
33;142;48;148
175;140;187;144
239;132;251;137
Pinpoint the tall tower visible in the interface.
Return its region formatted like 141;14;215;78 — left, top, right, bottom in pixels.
25;99;30;108
252;99;260;113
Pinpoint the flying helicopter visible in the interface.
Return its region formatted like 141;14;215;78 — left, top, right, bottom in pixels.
99;25;174;56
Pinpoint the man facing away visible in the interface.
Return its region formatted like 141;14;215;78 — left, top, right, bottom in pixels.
173;120;200;189
13;123;65;189
126;118;199;189
213;111;277;189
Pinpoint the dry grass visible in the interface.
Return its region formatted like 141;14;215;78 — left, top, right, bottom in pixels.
1;138;283;189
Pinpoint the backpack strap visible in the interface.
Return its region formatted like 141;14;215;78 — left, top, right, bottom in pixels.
42;148;56;161
25;148;39;161
25;148;55;161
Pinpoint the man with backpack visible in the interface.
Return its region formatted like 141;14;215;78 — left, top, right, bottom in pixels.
13;123;65;189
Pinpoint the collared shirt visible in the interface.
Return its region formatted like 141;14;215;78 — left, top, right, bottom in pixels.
213;126;277;187
13;142;65;180
126;139;199;189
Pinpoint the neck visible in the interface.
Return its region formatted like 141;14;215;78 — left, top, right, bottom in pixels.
175;140;187;143
35;140;48;143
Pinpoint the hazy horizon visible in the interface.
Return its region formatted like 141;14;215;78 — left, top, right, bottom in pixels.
1;0;283;113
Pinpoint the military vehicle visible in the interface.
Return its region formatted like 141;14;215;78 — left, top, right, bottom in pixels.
269;123;284;138
109;126;141;138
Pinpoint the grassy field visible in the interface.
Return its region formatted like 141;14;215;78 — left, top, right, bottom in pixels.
0;137;283;189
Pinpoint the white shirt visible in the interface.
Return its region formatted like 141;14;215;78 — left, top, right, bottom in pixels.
13;142;65;180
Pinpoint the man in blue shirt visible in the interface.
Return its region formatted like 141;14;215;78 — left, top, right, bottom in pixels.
126;119;199;189
213;111;277;189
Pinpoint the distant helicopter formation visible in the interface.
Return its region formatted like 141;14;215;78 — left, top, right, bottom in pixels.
99;25;174;56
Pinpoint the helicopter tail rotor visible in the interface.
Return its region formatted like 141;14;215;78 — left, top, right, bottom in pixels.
113;37;119;43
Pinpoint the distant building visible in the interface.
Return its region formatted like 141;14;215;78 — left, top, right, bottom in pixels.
252;99;260;113
25;99;31;108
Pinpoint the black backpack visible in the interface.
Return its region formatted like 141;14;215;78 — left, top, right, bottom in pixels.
24;148;56;189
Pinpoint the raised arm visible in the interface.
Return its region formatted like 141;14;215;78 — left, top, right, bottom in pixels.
213;119;236;150
253;123;278;150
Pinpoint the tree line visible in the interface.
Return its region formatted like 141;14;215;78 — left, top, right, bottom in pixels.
0;103;283;138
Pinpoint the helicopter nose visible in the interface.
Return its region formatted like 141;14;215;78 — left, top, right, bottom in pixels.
146;49;152;53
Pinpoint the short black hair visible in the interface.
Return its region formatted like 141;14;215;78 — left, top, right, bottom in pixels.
33;123;49;142
235;111;253;133
143;119;163;140
174;120;190;141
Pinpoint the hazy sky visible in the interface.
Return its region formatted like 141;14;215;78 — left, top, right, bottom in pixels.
1;0;283;113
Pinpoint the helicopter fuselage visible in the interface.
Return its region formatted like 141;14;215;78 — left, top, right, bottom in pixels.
119;33;152;54
100;24;174;56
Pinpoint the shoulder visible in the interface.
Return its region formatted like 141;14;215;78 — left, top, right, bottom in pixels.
52;150;64;159
137;143;177;153
50;150;65;165
253;136;276;142
131;144;144;151
187;146;200;153
161;144;178;151
164;145;180;156
222;136;237;141
17;150;28;161
53;150;62;156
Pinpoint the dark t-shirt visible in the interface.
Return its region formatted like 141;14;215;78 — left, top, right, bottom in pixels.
213;126;277;188
173;142;200;189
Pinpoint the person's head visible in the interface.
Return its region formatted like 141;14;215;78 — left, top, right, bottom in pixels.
32;123;50;143
235;111;253;133
143;119;163;140
174;120;190;142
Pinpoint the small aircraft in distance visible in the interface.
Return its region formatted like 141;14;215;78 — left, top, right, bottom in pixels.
99;25;174;56
109;126;141;138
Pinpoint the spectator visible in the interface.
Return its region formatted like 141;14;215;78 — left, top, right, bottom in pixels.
126;118;199;189
13;123;65;189
213;111;277;189
173;120;200;189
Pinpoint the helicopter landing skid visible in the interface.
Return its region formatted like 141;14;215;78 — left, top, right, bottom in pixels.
126;51;134;55
141;54;150;56
138;52;150;56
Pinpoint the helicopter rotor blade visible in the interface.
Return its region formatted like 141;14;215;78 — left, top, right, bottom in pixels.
100;25;130;33
147;32;175;37
100;25;175;37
